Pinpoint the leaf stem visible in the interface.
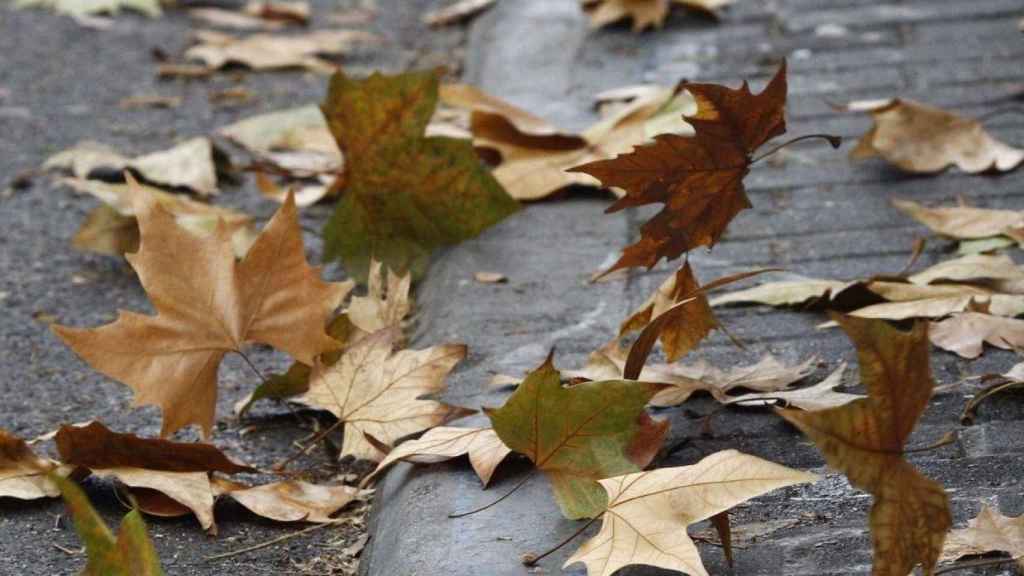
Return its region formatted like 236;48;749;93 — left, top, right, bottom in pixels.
206;520;343;561
903;430;958;454
273;419;344;472
449;471;535;519
522;516;600;566
750;134;842;165
934;556;1021;574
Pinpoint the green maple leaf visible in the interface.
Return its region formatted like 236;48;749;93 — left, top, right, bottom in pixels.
485;355;669;519
321;69;519;281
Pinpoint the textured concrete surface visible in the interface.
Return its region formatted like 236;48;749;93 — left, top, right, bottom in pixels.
359;1;1024;575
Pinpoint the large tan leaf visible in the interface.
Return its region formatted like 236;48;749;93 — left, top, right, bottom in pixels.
909;253;1024;285
929;312;1024;359
53;188;352;437
294;329;469;461
0;429;60;500
565;450;816;576
186;29;379;73
620;263;717;362
893;199;1024;240
844;99;1024;173
211;477;365;523
941;504;1024;570
710;277;857;307
362;427;511;487
778;316;951;576
729;363;862;411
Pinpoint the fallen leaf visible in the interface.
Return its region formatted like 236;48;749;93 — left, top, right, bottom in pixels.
255;173;332;207
15;0;159;18
218;104;343;177
321;69;518;280
893;199;1024;240
118;95;182;109
474;271;506;284
565;450;816;576
647;352;817;407
710;277;858;307
422;0;496;26
211;477;364;523
347;259;413;337
0;429;60;500
44;138;220;196
930;312;1024;359
571;62;792;273
54;475;165;576
362;427;511;487
729;363;862;411
844;99;1024;173
580;0;733;31
189;0;309;30
53;187;352;437
620;263;717;362
294;328;469;461
909;253;1024;286
484;355;669;519
941;504;1024;570
244;0;309;24
185;29;378;73
778;315;951;576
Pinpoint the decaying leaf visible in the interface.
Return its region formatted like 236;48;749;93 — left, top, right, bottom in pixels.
218;105;343;176
185;29;379;73
321;70;518;280
0;429;60;500
778;316;951;576
843;99;1024;174
893;199;1024;241
189;0;310;30
44;138;220;196
54;475;165;576
941;503;1024;570
729;363;863;411
930;312;1024;359
909;253;1024;286
422;0;496;26
211;477;364;523
53;188;352;437
565;450;816;576
362;427;511;487
580;0;734;32
15;0;159;18
347;259;413;337
294;328;469;461
572;62;792;273
484;355;668;519
710;277;857;308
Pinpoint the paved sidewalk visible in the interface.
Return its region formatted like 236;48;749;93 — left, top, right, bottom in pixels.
361;1;1024;575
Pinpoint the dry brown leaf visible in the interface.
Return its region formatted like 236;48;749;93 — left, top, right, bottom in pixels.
909;253;1024;286
118;95;182;109
0;429;61;500
565;450;816;576
844;99;1024;174
941;503;1024;570
850;294;1024;321
711;277;858;307
580;0;733;31
211;477;365;523
930;312;1024;359
255;173;333;207
893;199;1024;240
347;259;413;338
362;427;511;487
294;329;469;461
729;363;862;411
185;29;378;73
779;316;951;576
422;0;496;26
53;186;352;437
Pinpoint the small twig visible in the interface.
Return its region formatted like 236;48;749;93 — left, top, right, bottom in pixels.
523;516;600;566
52;544;83;556
934;556;1021;575
750;134;842;165
904;430;958;454
449;472;535;519
274;419;344;472
206;521;341;562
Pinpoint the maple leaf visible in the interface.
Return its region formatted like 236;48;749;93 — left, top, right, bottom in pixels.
930;312;1024;359
0;429;60;500
53;474;165;576
843;99;1024;174
571;62;792;273
321;69;519;281
484;355;669;519
347;259;413;337
52;187;352;437
778;315;951;576
362;427;512;487
565;450;817;576
941;503;1024;570
210;477;366;523
294;328;470;461
580;0;733;32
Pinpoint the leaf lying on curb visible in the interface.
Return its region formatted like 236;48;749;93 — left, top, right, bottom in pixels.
729;363;863;411
44;138;220;196
941;503;1024;570
362;427;511;487
321;69;519;280
580;0;734;32
778;315;951;576
0;429;61;500
185;29;379;73
565;450;817;576
53;185;352;438
842;99;1024;174
930;312;1024;359
54;475;165;576
484;355;668;519
294;328;470;461
571;62;791;273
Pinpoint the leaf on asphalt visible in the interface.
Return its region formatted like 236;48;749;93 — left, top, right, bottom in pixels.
362;427;511;487
294;328;470;461
347;259;413;338
210;477;366;523
940;503;1024;570
185;29;379;73
710;277;859;308
422;0;496;26
620;264;718;362
778;315;951;576
930;312;1024;359
15;0;159;18
189;0;310;30
565;450;816;576
61;178;257;258
729;363;863;411
0;429;61;500
645;351;817;407
321;70;518;280
842;99;1024;174
219;105;343;177
52;187;352;437
579;0;734;32
54;475;165;576
44;138;220;196
909;253;1024;286
893;199;1024;241
571;62;792;273
484;355;669;519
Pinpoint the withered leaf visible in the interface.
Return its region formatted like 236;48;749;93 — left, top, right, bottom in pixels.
778;315;951;576
729;363;863;411
571;62;790;273
930;312;1024;359
893;199;1024;241
211;477;365;523
620;263;717;362
422;0;496;26
53;187;352;437
362;427;511;487
580;0;734;32
347;259;413;338
186;29;378;73
0;429;60;500
941;503;1024;570
15;0;159;18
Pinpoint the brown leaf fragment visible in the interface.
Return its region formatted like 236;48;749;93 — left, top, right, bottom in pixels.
572;63;789;273
929;312;1024;359
211;477;365;523
620;263;717;362
118;95;182;109
941;504;1024;570
185;29;378;73
362;427;511;487
422;0;496;27
843;99;1024;174
778;316;951;576
0;429;61;500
